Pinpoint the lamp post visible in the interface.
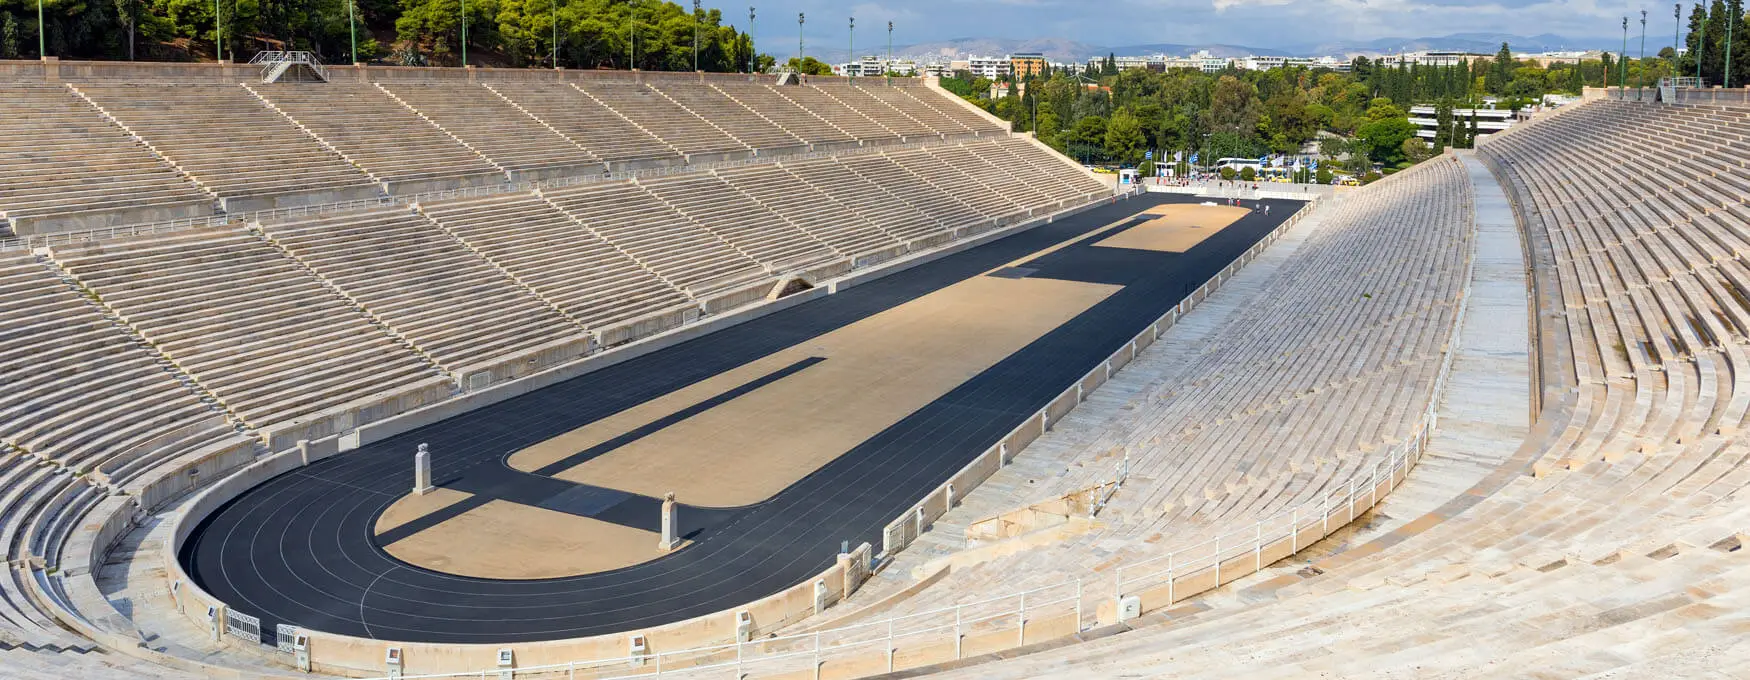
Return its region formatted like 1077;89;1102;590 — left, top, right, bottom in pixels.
553;0;561;68
349;0;358;64
461;0;468;66
1675;4;1682;71
629;0;637;70
848;16;854;79
887;21;893;85
1621;17;1629;92
1639;10;1648;99
1699;4;1708;80
212;0;221;61
798;12;804;69
693;0;701;72
748;6;756;74
38;0;46;58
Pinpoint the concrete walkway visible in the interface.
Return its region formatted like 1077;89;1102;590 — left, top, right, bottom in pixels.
1345;151;1532;543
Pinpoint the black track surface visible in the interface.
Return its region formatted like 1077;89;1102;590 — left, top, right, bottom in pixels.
183;195;1298;644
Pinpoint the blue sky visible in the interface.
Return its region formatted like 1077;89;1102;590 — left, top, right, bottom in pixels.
734;0;1670;57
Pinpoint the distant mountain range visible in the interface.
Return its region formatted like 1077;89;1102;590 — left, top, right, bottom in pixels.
790;32;1612;65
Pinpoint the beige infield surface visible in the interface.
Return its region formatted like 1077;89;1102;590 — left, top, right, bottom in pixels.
370;205;1247;578
377;494;680;579
1094;204;1250;253
509;274;1121;508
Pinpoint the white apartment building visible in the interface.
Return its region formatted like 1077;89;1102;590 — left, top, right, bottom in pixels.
834;56;917;77
1407;105;1516;139
965;55;1012;79
1377;51;1481;68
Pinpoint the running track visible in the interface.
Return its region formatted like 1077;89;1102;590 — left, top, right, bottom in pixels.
182;194;1298;644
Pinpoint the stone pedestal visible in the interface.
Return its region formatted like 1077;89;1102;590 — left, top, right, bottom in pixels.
659;492;680;552
413;444;433;495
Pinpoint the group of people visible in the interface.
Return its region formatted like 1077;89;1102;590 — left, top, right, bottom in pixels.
1222;197;1271;215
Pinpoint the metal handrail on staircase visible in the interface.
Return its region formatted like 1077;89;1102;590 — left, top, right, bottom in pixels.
250;51;329;83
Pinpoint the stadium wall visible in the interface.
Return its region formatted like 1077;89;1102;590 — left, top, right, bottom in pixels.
0;57;901;86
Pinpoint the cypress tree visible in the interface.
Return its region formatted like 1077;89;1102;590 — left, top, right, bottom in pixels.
1686;2;1709;76
1705;0;1729;83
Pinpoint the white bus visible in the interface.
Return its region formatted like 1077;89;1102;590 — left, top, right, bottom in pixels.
1212;157;1263;173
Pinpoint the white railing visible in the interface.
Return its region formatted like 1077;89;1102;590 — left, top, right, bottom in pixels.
386;583;1091;680
1109;211;1480;600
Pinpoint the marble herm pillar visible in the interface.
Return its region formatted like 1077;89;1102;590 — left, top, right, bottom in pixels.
659;492;680;552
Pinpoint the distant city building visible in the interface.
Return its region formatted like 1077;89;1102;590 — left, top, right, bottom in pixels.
1408;105;1516;140
1079;50;1350;75
834;56;917;77
988;80;1026;99
1010;52;1048;78
965;55;1012;79
1515;50;1602;67
1377;51;1483;68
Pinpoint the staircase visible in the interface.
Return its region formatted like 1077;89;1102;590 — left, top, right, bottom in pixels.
250;51;329;84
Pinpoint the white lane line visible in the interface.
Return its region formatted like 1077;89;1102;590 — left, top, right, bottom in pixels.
359;566;400;640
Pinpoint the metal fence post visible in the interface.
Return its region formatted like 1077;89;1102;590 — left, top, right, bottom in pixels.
887;619;895;672
1214;534;1221;585
954;606;963;659
1254;522;1262;572
1017;592;1027;646
1167;552;1174;604
1348;478;1356;519
1291;507;1299;552
1075;578;1083;630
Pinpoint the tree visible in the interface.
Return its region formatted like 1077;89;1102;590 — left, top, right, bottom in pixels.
1219;166;1237;180
1704;0;1729;84
1467;111;1480;147
1434;98;1454;148
1060;115;1107;163
784;56;833;75
1315;166;1334;185
1734;0;1750;88
1351;55;1373;80
1685;2;1709;75
1205;75;1262;135
1489;42;1515;94
1356;114;1418;166
1402;137;1436;164
1239;166;1257;181
1104;108;1147;166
